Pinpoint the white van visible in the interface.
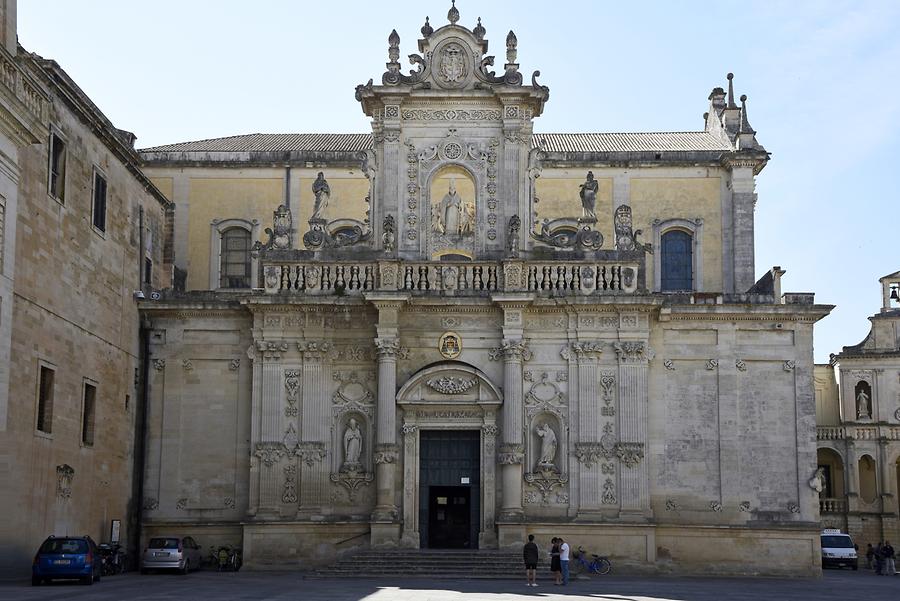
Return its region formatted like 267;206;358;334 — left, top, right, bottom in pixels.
820;529;858;570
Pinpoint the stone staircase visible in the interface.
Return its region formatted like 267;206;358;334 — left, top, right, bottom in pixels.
312;548;549;579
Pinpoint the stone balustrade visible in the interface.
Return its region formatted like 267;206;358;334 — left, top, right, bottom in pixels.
0;45;47;124
261;259;642;296
816;426;845;441
819;497;846;514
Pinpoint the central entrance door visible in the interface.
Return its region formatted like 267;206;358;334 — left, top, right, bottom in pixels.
419;430;480;549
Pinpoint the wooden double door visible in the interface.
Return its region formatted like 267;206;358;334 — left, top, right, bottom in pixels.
418;430;480;549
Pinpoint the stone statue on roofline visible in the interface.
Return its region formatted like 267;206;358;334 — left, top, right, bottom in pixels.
579;171;598;222
311;172;330;220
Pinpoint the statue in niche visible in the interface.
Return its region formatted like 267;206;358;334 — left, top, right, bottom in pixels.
856;387;871;419
311;172;331;220
808;467;826;493
433;179;471;237
342;418;363;470
579;171;598;221
536;423;558;470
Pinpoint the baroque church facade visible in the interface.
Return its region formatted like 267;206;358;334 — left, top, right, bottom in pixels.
135;5;833;575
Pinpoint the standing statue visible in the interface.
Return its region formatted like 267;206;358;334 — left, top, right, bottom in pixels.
535;423;558;470
808;467;826;493
507;215;521;256
579;171;598;221
342;418;363;470
856;388;871;419
440;179;463;236
311;172;331;220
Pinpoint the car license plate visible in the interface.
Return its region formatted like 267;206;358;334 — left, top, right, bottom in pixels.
53;559;71;565
154;552;168;557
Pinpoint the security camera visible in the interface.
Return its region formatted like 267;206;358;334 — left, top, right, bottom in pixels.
149;291;161;300
133;290;145;300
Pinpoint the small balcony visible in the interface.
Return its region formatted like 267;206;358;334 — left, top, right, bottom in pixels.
819;497;847;514
0;45;48;144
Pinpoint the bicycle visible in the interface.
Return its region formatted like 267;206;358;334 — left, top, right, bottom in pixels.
572;546;612;575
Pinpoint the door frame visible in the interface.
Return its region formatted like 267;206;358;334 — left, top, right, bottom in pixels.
396;362;501;549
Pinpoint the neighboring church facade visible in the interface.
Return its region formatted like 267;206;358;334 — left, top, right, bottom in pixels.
137;6;832;575
815;271;900;546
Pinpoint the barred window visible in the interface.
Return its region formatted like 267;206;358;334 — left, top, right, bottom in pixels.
219;227;251;288
81;382;97;446
36;365;55;434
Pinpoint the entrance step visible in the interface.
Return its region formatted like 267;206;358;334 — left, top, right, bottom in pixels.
312;549;549;579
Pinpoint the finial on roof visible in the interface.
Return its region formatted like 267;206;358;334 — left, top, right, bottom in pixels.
726;72;737;109
506;30;518;64
421;16;433;37
473;16;485;40
388;29;400;48
448;0;460;24
739;94;756;134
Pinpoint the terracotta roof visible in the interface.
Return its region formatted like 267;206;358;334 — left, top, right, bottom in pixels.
139;132;732;154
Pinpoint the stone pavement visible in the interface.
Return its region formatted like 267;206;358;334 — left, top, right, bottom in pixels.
1;570;898;601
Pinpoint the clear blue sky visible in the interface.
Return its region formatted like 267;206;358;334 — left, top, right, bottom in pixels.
19;1;900;362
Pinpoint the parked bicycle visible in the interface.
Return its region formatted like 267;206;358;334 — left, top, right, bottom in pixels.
572;546;612;575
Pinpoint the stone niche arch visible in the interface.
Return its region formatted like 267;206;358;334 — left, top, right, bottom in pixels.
427;163;480;260
396;361;502;549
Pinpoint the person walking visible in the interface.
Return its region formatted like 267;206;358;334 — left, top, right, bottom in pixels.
866;543;875;570
875;542;885;575
550;537;561;585
884;540;896;575
559;537;570;586
523;534;539;587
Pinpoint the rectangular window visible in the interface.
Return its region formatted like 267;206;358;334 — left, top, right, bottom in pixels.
36;365;55;434
92;170;107;232
48;133;67;202
81;382;97;446
144;257;152;285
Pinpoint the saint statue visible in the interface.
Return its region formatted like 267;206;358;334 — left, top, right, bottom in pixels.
311;172;330;220
536;423;558;470
461;202;475;235
856;388;871;419
579;171;598;220
342;418;362;470
808;467;825;493
440;179;463;236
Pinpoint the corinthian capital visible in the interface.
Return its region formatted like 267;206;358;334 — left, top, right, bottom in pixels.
489;339;532;362
613;341;654;364
375;338;409;359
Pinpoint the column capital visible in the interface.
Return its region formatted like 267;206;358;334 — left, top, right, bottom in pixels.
613;341;654;364
375;338;409;359
489;338;532;362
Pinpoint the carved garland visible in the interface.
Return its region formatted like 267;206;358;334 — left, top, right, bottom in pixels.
425;376;477;394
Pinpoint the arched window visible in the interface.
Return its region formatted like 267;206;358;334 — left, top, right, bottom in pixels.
660;230;693;291
219;227;251;288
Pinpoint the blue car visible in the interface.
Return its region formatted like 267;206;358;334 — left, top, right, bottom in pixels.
32;536;101;586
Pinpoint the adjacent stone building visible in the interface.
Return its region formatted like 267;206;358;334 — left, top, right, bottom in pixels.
137;6;832;575
816;270;900;546
0;0;172;575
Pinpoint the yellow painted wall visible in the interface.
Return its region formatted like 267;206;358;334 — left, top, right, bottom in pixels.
630;178;722;292
535;173;613;243
152;177;174;202
187;177;283;290
297;172;369;229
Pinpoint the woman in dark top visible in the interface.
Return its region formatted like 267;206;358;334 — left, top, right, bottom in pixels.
550;537;562;584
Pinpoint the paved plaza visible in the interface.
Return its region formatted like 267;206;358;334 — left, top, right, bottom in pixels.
2;570;898;601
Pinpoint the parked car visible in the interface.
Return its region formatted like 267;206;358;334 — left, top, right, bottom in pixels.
821;529;858;570
32;535;101;586
141;536;202;574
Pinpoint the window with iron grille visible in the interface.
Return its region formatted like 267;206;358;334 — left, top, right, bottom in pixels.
92;170;107;232
48;132;67;202
81;382;96;446
220;227;251;288
36;365;55;434
660;230;693;291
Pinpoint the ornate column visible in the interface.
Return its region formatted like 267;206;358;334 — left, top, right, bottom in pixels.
367;294;408;546
296;340;329;516
250;339;289;517
569;341;604;516
494;338;531;522
614;341;653;520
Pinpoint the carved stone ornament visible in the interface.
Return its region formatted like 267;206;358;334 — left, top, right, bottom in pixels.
332;371;374;405
330;465;374;502
788;502;800;514
374;443;399;464
739;501;751;512
735;359;747;372
143;497;159;511
489;339;532;362
254;442;287;467
613;341;654;363
507;215;521;257
182;359;193;371
613;204;652;253
176;498;189;510
282;464;298;504
257;340;290;360
482;424;499;436
436;41;469;88
438;331;462;359
426;376;477;395
531;221;603;251
375;338;409;360
498;443;525;465
382;214;396;251
615;442;645;468
665;499;679;512
229;359;240;371
664;359;675;371
524;372;565;406
600;372;615;403
524;467;569;505
601;478;617;505
152;359;166;371
783;360;796;372
295;442;327;467
709;501;723;512
574;442;606;468
259;204;293;251
56;464;74;499
706;359;719;370
570;341;604;360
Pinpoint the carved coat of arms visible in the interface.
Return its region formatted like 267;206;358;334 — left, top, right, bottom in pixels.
439;44;467;84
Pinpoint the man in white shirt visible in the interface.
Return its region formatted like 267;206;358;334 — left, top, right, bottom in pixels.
558;537;570;585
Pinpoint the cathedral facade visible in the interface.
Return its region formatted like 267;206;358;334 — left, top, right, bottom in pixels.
137;6;832;575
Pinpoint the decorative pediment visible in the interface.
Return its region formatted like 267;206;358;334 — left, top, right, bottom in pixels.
396;361;501;405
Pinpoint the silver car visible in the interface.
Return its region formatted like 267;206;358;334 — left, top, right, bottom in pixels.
141;536;202;574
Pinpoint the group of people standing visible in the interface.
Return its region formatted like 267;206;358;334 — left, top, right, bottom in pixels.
522;535;570;587
865;541;896;575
